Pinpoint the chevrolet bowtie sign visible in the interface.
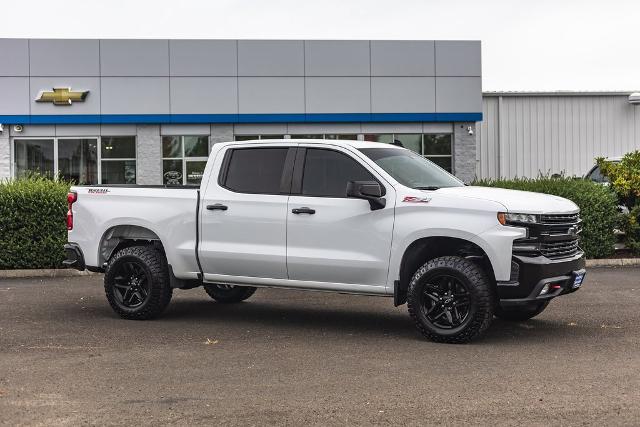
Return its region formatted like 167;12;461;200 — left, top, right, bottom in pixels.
36;87;89;105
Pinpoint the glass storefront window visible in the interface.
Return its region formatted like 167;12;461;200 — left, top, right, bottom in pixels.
324;134;358;140
186;161;208;185
234;135;285;141
162;135;209;186
102;160;137;185
14;139;55;178
290;134;324;139
58;139;98;184
101;136;136;159
423;134;452;156
101;137;137;184
14;137;135;184
394;134;422;153
364;134;394;144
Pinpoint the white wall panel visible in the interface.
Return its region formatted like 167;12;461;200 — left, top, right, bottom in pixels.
477;94;640;180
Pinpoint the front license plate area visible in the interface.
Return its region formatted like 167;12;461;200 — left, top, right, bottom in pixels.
572;271;586;289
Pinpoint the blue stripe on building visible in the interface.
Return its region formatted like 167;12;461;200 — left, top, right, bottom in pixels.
0;113;483;126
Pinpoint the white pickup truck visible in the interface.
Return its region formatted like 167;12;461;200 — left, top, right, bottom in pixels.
65;139;586;343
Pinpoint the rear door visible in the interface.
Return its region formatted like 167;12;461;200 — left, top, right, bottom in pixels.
199;143;295;280
286;145;395;289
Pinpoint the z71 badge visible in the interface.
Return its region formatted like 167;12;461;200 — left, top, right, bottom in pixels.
402;196;431;203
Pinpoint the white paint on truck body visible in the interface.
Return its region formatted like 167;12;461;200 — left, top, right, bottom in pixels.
69;139;580;296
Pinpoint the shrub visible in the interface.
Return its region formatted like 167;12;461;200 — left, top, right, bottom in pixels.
597;150;640;206
0;176;71;269
597;151;640;254
474;176;619;259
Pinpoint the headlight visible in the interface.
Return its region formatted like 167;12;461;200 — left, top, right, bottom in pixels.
497;212;539;225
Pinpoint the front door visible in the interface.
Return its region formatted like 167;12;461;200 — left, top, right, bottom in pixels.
286;146;395;289
199;144;295;280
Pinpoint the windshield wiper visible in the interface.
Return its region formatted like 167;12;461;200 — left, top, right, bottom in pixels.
414;186;440;190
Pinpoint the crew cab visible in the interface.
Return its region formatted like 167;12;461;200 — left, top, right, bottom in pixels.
65;139;586;343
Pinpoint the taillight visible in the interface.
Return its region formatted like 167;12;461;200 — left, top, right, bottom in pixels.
67;192;78;231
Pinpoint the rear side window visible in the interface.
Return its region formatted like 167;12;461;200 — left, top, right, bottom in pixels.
222;148;289;194
301;148;376;197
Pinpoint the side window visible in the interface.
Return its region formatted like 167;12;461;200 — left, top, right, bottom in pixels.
301;148;376;197
222;148;289;194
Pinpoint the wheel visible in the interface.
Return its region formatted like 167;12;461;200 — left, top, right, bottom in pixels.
494;301;549;321
203;284;257;303
104;245;173;320
407;256;493;344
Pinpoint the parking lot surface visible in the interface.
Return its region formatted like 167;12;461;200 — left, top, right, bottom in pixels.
1;267;639;426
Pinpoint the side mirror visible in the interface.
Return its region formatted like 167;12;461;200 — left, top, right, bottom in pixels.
346;181;386;210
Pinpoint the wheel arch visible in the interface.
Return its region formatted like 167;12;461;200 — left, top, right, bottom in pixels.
98;224;164;267
395;236;496;306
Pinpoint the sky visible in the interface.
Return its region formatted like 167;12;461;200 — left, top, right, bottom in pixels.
1;0;639;92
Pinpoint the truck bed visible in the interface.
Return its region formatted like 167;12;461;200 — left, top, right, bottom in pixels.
68;186;201;279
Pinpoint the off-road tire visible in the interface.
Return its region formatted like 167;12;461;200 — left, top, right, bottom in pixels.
203;284;257;303
494;301;549;321
407;256;493;343
104;245;173;320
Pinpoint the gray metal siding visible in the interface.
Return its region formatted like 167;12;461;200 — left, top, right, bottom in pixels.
29;39;100;77
0;39;29;76
477;94;640;179
0;38;482;119
370;40;435;76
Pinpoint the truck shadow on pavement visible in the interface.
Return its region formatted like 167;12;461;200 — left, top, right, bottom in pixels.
150;297;593;345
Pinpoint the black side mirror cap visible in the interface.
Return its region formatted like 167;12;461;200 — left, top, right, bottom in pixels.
346;181;386;210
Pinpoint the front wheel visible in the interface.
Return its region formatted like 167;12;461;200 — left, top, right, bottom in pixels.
494;301;549;321
407;256;493;344
203;284;257;303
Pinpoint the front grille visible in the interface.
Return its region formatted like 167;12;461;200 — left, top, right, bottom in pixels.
513;212;582;260
540;239;580;259
540;213;580;224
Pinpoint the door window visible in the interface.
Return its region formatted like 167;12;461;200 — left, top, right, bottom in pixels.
222;148;289;194
301;148;376;198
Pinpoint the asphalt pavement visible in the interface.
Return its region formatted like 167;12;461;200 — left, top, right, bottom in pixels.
1;267;639;426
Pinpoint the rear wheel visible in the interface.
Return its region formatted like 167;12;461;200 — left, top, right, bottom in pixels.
494;301;549;321
407;256;493;343
203;284;257;303
104;245;172;320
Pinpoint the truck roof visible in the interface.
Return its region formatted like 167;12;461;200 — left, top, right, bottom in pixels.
223;138;402;150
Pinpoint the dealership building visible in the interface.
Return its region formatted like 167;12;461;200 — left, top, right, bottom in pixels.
0;38;482;186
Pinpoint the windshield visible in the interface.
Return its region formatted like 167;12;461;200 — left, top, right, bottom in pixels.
359;147;464;189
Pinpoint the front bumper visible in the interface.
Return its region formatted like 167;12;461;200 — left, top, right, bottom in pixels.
63;243;86;271
497;251;586;308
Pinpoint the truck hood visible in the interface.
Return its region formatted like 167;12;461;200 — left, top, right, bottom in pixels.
432;186;579;214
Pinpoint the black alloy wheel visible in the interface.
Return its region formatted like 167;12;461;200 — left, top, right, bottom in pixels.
112;260;151;309
407;256;493;343
421;274;471;329
104;245;173;320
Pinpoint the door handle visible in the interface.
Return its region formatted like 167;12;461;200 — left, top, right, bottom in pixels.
292;207;315;215
206;203;228;211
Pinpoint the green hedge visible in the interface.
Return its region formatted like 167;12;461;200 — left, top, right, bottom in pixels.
0;176;70;269
474;177;619;259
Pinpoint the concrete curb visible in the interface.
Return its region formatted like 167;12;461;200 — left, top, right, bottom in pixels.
586;258;640;268
0;269;99;279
